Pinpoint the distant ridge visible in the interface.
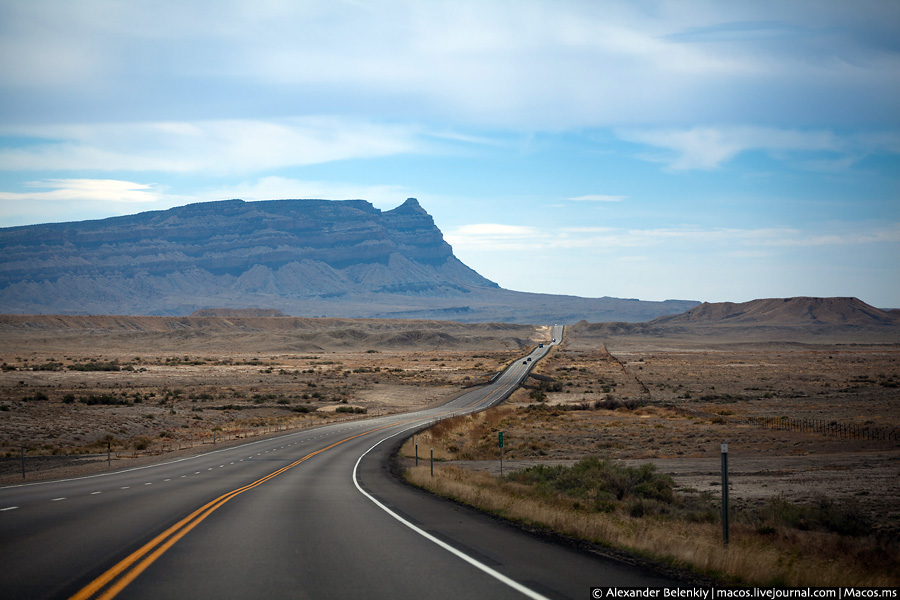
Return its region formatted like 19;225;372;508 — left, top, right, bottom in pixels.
0;198;698;324
190;308;288;318
0;314;539;352
653;297;899;327
570;297;900;344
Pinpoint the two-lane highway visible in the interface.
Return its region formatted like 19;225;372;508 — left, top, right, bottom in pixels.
1;324;681;598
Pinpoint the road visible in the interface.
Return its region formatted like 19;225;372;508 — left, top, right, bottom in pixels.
1;324;680;599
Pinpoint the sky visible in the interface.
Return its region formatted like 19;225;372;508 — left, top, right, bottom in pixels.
1;0;898;307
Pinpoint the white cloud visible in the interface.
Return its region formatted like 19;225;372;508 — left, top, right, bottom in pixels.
4;1;898;130
568;194;628;202
616;126;843;170
445;224;546;250
0;179;163;203
0;118;422;174
0;179;197;226
448;221;900;254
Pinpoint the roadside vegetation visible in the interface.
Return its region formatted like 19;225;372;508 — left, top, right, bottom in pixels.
401;401;900;587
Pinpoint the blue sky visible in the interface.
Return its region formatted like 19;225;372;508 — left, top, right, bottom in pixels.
1;1;898;307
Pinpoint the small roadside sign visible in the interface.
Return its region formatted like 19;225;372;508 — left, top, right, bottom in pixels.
498;431;504;448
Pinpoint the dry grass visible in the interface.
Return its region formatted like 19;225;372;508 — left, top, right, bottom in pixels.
401;337;900;587
405;463;900;587
401;406;517;461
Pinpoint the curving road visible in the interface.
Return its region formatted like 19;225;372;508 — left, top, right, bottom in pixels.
1;325;680;599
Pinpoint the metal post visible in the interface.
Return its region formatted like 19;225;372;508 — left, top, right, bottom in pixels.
415;443;418;467
721;443;729;546
499;431;504;476
430;448;433;477
21;447;25;479
213;430;217;445
107;441;111;467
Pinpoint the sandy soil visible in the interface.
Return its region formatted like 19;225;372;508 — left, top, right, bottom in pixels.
0;319;537;484
415;338;900;535
3;318;898;538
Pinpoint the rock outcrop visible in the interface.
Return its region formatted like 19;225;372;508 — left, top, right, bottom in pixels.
0;198;698;323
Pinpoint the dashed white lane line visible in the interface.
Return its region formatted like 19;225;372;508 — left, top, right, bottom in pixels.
2;430;349;511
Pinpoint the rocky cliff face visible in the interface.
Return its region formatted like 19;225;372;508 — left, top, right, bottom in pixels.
0;198;499;314
0;198;698;323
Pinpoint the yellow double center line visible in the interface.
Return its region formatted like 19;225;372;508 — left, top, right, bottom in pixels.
70;358;530;600
69;421;406;600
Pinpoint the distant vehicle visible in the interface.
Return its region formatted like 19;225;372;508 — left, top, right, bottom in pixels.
527;357;532;362
552;338;556;343
522;361;528;365
538;343;544;348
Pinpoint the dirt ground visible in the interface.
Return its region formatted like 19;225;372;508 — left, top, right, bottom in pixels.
2;321;898;539
440;339;900;536
0;345;523;483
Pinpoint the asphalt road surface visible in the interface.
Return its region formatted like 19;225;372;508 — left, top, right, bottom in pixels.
1;325;682;599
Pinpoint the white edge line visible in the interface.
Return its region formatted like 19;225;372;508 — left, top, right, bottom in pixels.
352;425;550;600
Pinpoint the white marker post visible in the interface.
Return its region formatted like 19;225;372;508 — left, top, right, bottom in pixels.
721;443;729;546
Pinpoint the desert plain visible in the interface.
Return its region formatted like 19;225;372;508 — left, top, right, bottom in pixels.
1;313;899;581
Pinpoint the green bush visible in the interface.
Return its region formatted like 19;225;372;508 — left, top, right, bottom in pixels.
68;361;121;372
81;394;130;406
33;361;64;371
505;456;676;511
744;495;871;537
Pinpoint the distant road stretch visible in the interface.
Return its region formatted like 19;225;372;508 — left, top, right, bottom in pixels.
1;324;680;599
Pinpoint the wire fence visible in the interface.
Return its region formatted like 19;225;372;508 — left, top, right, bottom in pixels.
747;415;900;442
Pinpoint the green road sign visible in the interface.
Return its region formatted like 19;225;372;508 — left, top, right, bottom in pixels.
498;431;504;448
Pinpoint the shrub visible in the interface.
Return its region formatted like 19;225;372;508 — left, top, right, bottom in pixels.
68;361;121;372
33;361;64;371
81;394;130;406
505;456;676;509
744;495;872;537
